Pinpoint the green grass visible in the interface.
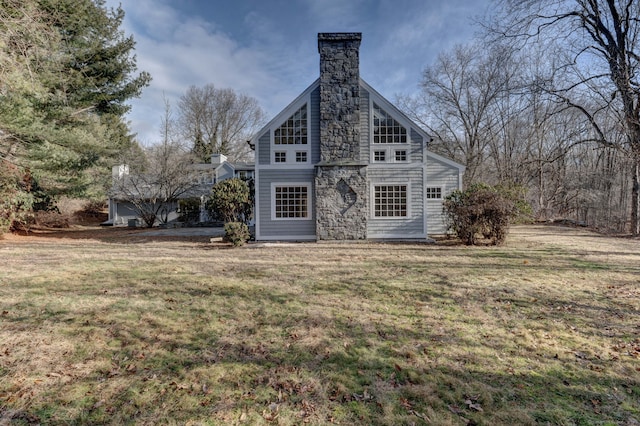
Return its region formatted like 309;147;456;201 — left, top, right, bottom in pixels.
0;225;639;425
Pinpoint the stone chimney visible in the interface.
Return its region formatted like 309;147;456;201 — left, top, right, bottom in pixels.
315;33;368;240
318;32;362;162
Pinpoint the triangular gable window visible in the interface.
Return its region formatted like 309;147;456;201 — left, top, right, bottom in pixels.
274;104;308;145
373;103;407;143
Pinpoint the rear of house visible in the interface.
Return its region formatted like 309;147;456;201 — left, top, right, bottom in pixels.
252;33;464;241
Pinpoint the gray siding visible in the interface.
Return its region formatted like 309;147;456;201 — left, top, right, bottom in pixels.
410;128;424;163
258;132;270;165
367;167;425;238
426;154;461;234
360;87;370;162
113;201;180;226
257;169;316;239
310;87;321;164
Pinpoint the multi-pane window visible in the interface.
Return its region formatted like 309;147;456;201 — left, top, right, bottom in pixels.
395;150;407;162
274;104;308;145
374;185;407;217
275;186;309;219
296;151;308;163
373;103;407;144
374;150;386;162
275;152;287;163
426;187;442;199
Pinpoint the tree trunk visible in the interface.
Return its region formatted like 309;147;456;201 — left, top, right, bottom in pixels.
632;158;640;235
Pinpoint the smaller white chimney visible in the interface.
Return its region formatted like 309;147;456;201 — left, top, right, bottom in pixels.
210;153;228;165
112;164;129;179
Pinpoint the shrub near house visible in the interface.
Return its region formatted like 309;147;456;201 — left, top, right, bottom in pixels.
206;178;252;246
205;178;252;224
444;183;530;245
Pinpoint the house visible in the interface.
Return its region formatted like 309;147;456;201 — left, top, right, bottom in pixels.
250;33;464;241
106;153;254;226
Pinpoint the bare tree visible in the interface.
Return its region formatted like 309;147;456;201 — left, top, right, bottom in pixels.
177;84;265;162
403;43;515;186
111;100;198;227
489;0;640;234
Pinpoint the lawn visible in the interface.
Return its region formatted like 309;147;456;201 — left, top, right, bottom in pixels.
0;225;639;425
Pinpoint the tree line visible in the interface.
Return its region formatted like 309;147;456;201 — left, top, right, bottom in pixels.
4;0;636;236
400;0;640;235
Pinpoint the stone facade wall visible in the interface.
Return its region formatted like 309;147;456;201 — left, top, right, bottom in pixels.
315;166;367;240
315;33;368;240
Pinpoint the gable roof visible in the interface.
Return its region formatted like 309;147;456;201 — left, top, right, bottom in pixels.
249;77;465;172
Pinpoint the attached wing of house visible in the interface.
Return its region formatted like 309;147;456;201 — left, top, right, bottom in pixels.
251;33;465;241
106;154;254;226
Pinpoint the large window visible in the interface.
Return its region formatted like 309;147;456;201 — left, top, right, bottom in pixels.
373;103;407;144
274;104;307;145
374;184;408;217
273;185;310;219
272;104;310;165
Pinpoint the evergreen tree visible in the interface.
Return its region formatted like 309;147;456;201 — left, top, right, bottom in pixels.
0;0;150;229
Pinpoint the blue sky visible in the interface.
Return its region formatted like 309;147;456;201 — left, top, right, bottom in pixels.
105;0;491;144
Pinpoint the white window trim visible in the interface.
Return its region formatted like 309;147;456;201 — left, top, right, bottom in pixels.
369;99;413;164
370;181;412;219
295;151;309;164
271;100;310;165
270;182;313;221
393;148;409;163
372;149;387;163
425;185;444;200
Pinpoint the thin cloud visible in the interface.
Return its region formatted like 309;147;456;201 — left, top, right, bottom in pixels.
103;0;488;144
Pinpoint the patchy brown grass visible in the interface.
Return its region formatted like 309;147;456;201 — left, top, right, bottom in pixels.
0;225;639;425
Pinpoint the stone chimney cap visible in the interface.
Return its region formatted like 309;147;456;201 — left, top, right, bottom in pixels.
318;32;362;51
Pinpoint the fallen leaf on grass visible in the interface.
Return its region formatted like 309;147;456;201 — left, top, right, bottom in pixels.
262;402;279;421
448;405;464;415
399;397;413;410
465;399;483;412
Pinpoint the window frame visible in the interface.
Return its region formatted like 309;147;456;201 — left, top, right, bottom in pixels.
271;183;313;221
295;151;308;163
373;150;386;162
369;100;412;164
371;182;411;219
394;149;408;162
425;186;444;200
371;102;409;145
271;102;310;165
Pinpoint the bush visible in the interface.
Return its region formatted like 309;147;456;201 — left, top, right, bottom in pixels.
206;178;251;224
73;200;108;223
444;183;530;245
223;221;250;247
34;210;70;228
